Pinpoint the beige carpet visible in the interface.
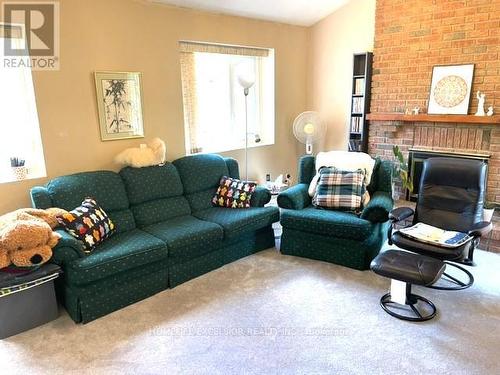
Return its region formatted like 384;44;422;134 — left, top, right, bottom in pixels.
1;245;500;375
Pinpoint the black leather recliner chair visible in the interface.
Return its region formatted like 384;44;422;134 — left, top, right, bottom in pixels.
388;157;492;290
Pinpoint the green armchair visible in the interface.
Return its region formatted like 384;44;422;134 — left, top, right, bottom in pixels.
278;155;393;270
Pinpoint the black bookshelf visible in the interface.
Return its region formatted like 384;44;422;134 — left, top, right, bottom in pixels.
348;52;372;152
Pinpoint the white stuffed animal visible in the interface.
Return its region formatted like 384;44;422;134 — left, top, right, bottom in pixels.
114;138;166;168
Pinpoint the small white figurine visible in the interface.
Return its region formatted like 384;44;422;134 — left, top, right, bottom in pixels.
475;91;486;116
412;106;420;115
487;106;494;116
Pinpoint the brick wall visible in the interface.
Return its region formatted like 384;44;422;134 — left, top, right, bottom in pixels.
369;0;500;202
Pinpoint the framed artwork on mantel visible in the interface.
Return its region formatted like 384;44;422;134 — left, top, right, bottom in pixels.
95;71;145;141
427;64;474;115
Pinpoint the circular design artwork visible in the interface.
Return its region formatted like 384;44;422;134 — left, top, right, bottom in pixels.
433;75;468;108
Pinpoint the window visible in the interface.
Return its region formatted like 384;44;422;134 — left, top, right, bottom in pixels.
0;24;46;183
179;41;274;154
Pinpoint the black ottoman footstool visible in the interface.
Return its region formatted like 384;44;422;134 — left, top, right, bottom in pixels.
370;250;446;322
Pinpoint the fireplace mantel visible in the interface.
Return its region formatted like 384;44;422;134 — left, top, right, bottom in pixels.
366;113;500;125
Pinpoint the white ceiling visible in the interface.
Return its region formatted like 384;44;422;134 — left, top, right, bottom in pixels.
151;0;349;26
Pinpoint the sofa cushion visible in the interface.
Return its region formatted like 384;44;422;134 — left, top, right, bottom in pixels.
65;229;167;286
193;206;279;239
174;154;229;212
120;164;191;226
142;215;223;262
46;171;135;233
119;164;184;205
280;206;374;240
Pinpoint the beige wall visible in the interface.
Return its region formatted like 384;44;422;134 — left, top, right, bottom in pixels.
307;0;375;151
0;0;309;214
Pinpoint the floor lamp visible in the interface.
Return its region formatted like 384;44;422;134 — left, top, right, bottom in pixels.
237;68;255;182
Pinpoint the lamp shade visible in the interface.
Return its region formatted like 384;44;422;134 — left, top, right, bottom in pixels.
236;63;255;89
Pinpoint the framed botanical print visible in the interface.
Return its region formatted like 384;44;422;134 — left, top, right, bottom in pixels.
94;71;145;141
427;64;474;115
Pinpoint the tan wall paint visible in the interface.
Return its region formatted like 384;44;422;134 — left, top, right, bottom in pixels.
307;0;375;151
0;0;309;214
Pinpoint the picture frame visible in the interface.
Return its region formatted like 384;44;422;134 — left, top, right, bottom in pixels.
94;71;145;141
427;64;474;115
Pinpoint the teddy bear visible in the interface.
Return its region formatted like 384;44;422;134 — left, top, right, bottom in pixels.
114;138;166;168
0;208;67;269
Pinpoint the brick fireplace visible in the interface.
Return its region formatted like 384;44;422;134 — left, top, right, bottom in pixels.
367;0;500;248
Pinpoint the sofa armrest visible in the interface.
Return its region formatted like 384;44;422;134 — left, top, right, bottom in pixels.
360;191;394;223
250;186;271;207
51;229;85;266
468;221;492;238
388;207;415;222
277;184;311;210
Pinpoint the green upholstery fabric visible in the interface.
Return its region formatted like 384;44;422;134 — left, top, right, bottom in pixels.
59;259;169;323
169;248;225;287
30;186;52;209
298;155;315;184
185;189;218;212
223;157;240;179
120;164;185;204
169;226;275;287
375;160;393;193
193;206;279;239
142;215;223;262
174;154;229;194
360;191;393;223
40;171;136;233
131;197;191;227
277;183;311;210
50;229;85;266
367;157;381;194
65;229;167;286
281;223;388;270
120;164;191;226
280;207;374;240
174;154;230;212
250;186;271;207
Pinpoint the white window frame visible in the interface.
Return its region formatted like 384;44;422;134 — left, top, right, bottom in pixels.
180;42;275;155
0;23;46;184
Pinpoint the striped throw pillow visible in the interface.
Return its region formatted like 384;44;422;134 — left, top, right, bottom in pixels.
313;167;366;211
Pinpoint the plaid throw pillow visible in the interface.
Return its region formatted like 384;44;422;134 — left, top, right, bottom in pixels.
313;167;366;211
57;198;116;252
212;176;256;208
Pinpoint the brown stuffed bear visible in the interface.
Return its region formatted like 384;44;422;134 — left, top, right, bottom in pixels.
0;208;67;269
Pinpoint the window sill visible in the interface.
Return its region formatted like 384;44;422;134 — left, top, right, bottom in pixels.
0;170;46;185
192;140;274;155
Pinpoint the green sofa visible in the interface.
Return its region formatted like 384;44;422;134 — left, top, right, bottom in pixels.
31;154;279;323
277;155;393;270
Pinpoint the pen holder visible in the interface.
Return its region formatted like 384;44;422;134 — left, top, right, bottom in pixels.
11;166;28;181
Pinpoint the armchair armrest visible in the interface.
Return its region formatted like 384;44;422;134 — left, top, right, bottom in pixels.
50;229;85;266
388;207;415;222
250;186;271;207
360;191;394;223
277;183;311;210
468;221;492;238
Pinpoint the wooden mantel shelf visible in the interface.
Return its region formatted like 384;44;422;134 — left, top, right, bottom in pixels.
366;113;500;125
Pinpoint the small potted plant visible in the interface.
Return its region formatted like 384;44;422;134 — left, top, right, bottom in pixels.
10;157;27;181
391;145;413;201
